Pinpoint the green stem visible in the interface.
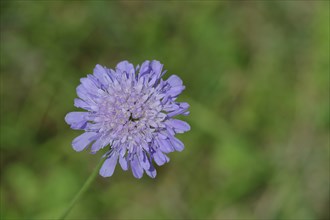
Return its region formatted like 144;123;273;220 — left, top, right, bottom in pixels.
58;157;105;219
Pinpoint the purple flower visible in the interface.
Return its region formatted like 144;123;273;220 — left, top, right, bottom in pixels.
65;60;190;178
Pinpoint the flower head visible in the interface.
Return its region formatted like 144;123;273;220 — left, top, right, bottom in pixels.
65;60;190;178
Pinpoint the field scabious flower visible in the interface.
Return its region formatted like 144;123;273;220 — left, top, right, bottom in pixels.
65;60;190;178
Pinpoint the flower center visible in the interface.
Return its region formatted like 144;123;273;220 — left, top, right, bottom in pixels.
128;112;140;122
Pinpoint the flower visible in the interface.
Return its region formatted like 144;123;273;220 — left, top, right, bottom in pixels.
65;60;190;178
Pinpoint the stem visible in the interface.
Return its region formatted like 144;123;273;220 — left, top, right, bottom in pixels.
58;157;105;219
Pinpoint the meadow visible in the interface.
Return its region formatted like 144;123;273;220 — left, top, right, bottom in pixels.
1;1;329;219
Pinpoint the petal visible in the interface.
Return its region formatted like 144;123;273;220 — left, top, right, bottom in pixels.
80;77;99;93
76;84;89;101
166;126;175;136
139;151;156;178
90;137;108;153
131;155;144;179
166;119;190;133
119;155;128;171
145;163;156;178
163;103;180;112
150;60;163;76
138;150;150;171
93;64;113;86
167;108;187;117
179;102;190;109
65;112;87;124
74;98;92;110
166;102;190;117
72;121;87;130
167;75;182;87
72;132;97;152
138;60;151;78
157;132;167;139
148;72;159;86
152;150;169;166
99;152;118;177
116;61;135;75
167;85;185;97
87;74;100;87
156;138;174;153
65;112;88;129
170;137;185;152
166;75;185;97
147;60;163;86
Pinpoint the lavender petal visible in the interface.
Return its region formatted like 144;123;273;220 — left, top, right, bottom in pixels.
99;152;118;177
72;132;97;152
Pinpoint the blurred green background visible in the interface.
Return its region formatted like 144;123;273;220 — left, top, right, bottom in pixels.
1;1;329;220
